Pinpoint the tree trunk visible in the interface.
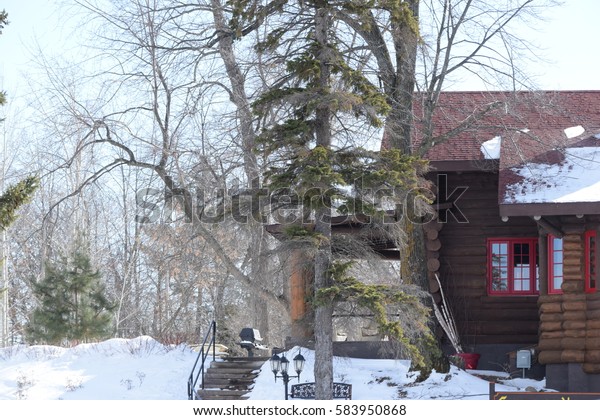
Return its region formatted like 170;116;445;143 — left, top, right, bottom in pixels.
313;2;334;400
211;0;271;339
400;216;428;291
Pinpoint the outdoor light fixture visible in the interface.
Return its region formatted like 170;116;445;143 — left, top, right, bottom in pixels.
293;352;306;375
269;350;305;400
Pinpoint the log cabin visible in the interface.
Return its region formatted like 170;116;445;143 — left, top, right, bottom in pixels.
420;91;600;392
269;91;600;392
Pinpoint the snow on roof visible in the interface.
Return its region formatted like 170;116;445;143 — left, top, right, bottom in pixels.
480;136;502;159
564;125;585;139
504;146;600;203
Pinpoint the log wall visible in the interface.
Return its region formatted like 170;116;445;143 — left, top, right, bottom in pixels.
431;171;540;346
537;221;600;374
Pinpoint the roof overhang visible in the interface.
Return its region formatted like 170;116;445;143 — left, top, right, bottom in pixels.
500;202;600;217
428;159;497;172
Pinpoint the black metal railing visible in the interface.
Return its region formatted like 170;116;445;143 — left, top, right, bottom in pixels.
187;320;217;400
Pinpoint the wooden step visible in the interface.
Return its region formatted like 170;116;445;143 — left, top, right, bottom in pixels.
205;371;259;379
202;379;255;390
209;364;264;372
221;356;271;362
211;360;268;368
196;389;250;400
193;356;270;400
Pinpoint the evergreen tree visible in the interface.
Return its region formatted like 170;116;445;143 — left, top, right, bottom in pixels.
230;1;436;398
0;177;39;229
28;248;115;345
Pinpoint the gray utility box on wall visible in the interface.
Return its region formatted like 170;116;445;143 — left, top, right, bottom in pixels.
516;350;532;369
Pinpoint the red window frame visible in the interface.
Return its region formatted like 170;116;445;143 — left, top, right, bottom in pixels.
487;238;539;295
586;230;597;293
548;235;564;295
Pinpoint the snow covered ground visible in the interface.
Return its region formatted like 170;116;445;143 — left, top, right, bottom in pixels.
0;337;550;401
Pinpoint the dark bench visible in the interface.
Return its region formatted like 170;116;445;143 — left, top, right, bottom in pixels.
290;382;352;399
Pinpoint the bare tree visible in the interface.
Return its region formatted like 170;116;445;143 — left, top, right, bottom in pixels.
11;0;292;347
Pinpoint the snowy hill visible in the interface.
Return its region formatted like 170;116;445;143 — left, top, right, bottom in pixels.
0;337;550;401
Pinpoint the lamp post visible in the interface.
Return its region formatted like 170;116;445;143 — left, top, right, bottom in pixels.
270;350;306;400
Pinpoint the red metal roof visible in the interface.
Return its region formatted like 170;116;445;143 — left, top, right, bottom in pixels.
409;91;600;162
406;91;600;214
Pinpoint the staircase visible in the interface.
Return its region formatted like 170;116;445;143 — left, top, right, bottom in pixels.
194;356;270;400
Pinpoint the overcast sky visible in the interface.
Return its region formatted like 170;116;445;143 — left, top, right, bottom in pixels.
1;0;600;98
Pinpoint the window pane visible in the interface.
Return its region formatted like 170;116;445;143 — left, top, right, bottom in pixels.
553;264;563;277
549;236;564;294
553;237;563;251
491;241;509;291
513;242;531;291
553;277;563;290
489;239;538;295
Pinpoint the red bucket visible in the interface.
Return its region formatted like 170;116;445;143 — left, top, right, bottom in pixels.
455;353;480;369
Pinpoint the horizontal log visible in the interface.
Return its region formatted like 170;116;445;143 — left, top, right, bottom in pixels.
464;321;538;336
585;351;600;364
563;249;584;259
586;328;600;338
586;337;600;350
480;296;538;308
562;281;585;293
587;298;600;312
440;262;487;276
586;309;600;320
582;363;600;374
562;337;586;350
563;311;587;321
563;320;587;330
588;320;600;330
446;288;486;298
538;295;564;304
540;321;562;332
469;309;538;321
440;245;487;257
540;331;565;340
538;351;563;365
564;231;584;240
562;265;584;277
561;349;585;363
538;338;562;351
564;329;587;338
540;302;563;314
562;295;587;303
586;293;600;303
461;334;538;345
540;313;564;323
442;276;487;289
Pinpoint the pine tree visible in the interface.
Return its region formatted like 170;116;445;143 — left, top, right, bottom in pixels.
230;1;435;398
28;248;115;345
